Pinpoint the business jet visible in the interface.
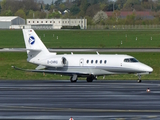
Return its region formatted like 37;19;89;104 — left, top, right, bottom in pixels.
13;29;153;83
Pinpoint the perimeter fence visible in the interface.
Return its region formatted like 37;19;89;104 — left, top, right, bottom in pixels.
87;25;160;30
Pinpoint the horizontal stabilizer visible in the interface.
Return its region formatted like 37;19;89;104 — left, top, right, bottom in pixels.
26;49;42;52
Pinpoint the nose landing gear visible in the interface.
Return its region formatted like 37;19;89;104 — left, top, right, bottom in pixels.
137;74;141;83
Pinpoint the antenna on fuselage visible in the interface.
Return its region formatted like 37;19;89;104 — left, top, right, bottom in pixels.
96;51;99;55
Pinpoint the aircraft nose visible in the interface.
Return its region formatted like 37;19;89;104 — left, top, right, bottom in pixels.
148;66;153;73
139;63;153;73
146;66;153;72
144;65;153;73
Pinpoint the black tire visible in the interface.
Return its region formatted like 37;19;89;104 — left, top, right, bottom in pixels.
137;80;142;83
70;80;77;82
86;76;93;82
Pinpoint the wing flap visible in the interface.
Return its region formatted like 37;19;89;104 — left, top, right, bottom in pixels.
12;66;89;76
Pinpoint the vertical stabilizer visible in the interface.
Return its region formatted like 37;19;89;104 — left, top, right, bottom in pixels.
22;29;52;63
23;29;49;53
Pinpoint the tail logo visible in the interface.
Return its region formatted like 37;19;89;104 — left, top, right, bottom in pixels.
29;36;35;45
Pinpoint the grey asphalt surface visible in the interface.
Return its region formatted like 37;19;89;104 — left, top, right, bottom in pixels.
1;48;160;52
0;80;160;120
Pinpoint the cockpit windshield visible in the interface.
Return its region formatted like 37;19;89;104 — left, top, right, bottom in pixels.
124;58;139;63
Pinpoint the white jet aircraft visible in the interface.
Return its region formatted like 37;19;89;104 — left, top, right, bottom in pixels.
13;29;153;83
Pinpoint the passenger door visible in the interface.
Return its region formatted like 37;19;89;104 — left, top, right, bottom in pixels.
79;58;84;66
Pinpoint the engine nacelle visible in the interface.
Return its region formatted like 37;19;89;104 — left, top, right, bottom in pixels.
42;57;67;67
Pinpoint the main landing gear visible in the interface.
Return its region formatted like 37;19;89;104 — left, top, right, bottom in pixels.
70;75;96;82
137;74;142;83
86;75;96;82
86;76;93;82
70;75;77;82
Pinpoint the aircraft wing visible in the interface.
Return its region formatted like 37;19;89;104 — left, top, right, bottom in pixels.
12;66;89;76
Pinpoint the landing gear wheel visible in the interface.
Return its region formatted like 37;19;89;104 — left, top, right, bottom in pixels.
70;80;77;82
70;77;77;83
137;74;141;83
86;76;93;82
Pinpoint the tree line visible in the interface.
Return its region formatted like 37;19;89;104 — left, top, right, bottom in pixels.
1;0;160;25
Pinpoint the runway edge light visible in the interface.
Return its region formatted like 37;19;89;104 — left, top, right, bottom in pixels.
69;117;74;120
146;88;150;92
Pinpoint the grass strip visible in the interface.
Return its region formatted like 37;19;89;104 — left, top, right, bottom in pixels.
0;30;160;48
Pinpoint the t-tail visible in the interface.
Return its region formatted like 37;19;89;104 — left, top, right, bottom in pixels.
22;29;56;64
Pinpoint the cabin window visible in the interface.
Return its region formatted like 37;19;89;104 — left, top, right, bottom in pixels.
104;60;107;64
86;60;89;64
95;60;98;64
100;60;102;64
91;60;93;64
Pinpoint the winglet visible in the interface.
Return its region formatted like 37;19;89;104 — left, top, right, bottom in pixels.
96;51;99;55
11;66;15;68
12;66;26;71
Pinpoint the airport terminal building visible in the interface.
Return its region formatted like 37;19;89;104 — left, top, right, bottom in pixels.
26;18;87;29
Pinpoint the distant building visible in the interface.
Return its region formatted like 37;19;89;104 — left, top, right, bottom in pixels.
26;18;87;29
0;16;25;29
106;11;154;20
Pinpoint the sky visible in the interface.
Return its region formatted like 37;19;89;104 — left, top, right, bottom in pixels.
38;0;55;4
38;0;67;4
0;0;56;4
39;0;116;4
0;0;157;4
0;0;117;4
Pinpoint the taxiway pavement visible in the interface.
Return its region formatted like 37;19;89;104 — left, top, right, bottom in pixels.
0;80;160;120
